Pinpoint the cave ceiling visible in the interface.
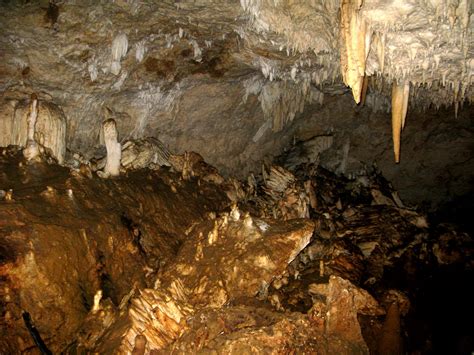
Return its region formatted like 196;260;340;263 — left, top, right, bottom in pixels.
0;0;472;162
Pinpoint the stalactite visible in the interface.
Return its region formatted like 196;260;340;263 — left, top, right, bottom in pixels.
110;33;128;75
391;82;410;163
340;0;368;104
373;32;385;72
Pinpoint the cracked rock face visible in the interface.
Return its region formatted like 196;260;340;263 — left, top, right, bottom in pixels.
0;0;472;208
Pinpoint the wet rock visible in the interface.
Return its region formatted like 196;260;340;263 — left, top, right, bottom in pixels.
87;287;192;353
76;210;314;353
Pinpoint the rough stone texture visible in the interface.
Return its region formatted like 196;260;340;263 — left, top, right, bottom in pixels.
77;214;315;353
0;147;226;353
0;0;472;208
160;216;315;308
280;95;474;210
0;97;67;163
2;147;472;354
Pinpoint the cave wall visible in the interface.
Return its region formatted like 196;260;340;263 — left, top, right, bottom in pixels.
0;0;472;211
288;96;474;210
1;81;472;211
101;85;474;211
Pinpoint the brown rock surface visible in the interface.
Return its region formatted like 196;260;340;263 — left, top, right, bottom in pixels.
0;147;226;353
1;146;472;354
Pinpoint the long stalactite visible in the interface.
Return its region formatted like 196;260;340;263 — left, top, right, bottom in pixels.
340;0;367;104
391;82;410;163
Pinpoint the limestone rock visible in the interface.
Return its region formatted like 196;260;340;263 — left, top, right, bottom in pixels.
308;276;385;353
0;98;67;163
169;151;224;184
121;137;171;170
168;305;369;354
0;149;226;353
159;216;315;308
102;119;121;177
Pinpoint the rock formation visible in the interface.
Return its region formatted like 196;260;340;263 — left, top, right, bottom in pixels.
0;2;472;352
0;96;67;163
1;146;472;353
101;118;121;177
22;93;40;161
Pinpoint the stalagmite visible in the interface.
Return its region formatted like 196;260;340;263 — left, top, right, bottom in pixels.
23;94;40;161
92;290;103;313
391;82;410;163
102;119;121;177
1;98;66;163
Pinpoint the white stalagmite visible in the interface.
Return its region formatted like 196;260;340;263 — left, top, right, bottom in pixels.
2;98;67;163
391;81;410;163
102;119;121;177
92;290;103;313
23;93;40;161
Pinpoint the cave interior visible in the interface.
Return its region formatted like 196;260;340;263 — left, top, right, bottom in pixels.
0;0;473;354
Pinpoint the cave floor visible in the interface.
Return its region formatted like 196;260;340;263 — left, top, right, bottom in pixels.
1;146;472;354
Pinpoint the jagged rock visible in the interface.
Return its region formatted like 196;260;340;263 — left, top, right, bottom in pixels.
169;151;224;184
277;135;334;171
121;137;171;170
308;276;385;353
249;165;310;220
159;216;315;308
431;225;473;266
0;150;226;353
223;177;246;203
74;214;315;353
168;305;367;354
1;140;473;354
85;288;193;353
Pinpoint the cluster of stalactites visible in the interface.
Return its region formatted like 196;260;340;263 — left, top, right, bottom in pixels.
339;0;472;163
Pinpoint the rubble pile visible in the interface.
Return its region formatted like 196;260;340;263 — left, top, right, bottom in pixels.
92;137;171;172
1;145;472;354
